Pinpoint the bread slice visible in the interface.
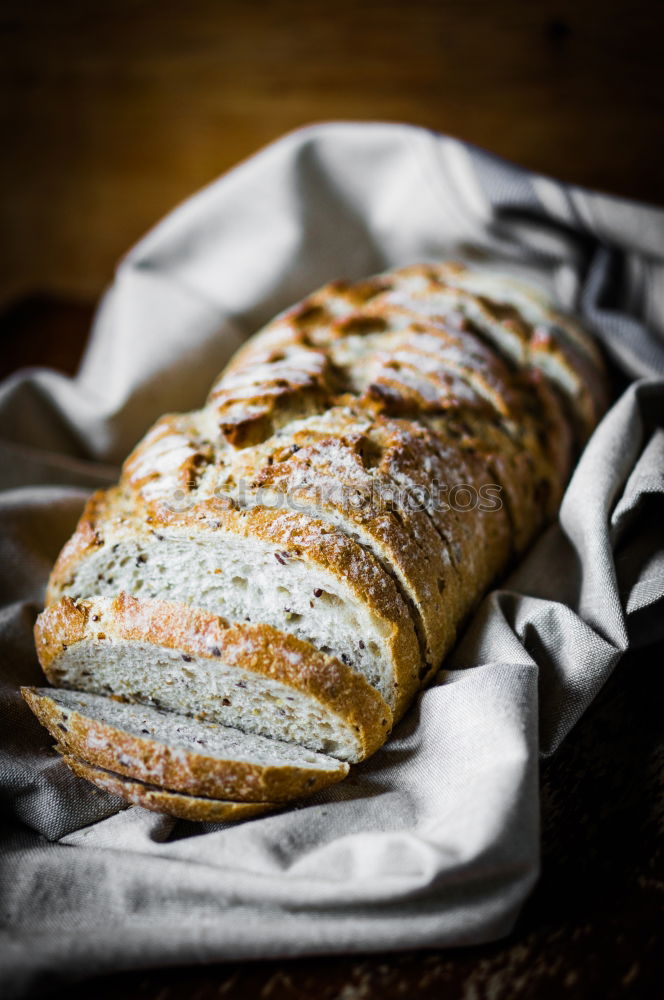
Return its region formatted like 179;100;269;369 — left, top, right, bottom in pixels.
116;395;532;681
115;386;544;680
112;399;516;678
46;488;420;717
226;406;511;670
57;751;278;822
34;595;392;761
23;687;350;801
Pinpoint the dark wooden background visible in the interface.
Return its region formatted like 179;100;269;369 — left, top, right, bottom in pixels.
2;1;663;996
2;0;664;311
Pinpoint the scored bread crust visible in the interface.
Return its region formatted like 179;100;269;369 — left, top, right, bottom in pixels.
57;750;278;822
379;263;607;441
213;275;581;559
22;687;349;802
227;261;605;446
34;594;393;761
207;346;339;448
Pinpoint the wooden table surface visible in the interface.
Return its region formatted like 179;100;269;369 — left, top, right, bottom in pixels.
2;0;664;310
2;2;663;996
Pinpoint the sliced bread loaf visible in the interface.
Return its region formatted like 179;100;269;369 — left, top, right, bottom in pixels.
34;595;392;761
23;687;350;801
31;260;608;820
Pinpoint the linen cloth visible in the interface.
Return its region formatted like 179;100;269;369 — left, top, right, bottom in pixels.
1;122;663;997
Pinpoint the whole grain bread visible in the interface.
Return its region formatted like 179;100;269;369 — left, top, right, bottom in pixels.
25;260;608;818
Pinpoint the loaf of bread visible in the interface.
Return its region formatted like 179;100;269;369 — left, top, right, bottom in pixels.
24;261;607;819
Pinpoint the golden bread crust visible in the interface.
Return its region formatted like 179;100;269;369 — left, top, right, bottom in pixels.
58;750;278;821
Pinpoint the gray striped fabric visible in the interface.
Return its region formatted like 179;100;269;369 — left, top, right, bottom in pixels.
1;123;663;996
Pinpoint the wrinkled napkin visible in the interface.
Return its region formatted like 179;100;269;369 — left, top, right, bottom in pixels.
1;123;663;997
